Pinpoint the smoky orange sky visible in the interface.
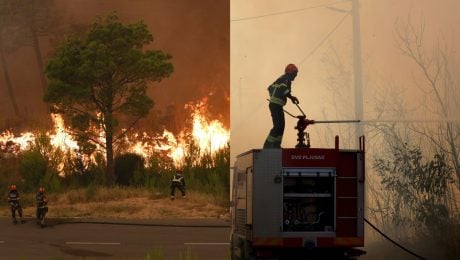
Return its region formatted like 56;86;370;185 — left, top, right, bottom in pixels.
0;0;229;129
231;0;460;161
231;2;460;258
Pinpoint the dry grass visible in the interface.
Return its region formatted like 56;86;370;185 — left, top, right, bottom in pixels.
0;187;229;220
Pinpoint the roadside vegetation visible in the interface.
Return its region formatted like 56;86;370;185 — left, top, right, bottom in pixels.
0;187;228;219
320;14;460;260
0;135;230;219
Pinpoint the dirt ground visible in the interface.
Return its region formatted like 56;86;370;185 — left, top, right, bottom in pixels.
1;195;230;220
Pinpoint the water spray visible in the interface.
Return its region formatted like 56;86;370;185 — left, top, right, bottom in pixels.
361;118;460;124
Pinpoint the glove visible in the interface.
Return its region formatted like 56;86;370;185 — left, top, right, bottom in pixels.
291;96;299;104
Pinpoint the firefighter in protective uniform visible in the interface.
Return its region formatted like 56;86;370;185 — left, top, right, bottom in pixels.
36;187;48;223
263;64;299;148
170;170;186;200
7;184;24;224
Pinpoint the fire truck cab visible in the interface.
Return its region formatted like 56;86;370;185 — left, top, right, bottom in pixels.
230;136;366;259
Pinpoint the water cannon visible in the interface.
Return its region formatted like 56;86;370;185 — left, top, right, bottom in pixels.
285;104;360;148
294;115;313;148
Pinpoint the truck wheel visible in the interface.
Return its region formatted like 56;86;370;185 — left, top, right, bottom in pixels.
231;235;256;260
230;236;236;260
241;239;255;260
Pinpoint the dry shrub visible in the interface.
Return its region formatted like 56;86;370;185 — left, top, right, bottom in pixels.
1;186;229;220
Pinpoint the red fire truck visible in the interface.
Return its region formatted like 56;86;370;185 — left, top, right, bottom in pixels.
230;117;366;259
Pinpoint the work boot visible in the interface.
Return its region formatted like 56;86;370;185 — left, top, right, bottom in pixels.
13;218;17;224
170;196;175;200
182;195;186;199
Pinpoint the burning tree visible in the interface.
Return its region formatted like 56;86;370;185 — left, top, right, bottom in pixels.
44;13;173;183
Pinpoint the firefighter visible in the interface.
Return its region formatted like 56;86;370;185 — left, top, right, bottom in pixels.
36;187;48;223
170;170;186;200
263;64;299;148
7;184;24;224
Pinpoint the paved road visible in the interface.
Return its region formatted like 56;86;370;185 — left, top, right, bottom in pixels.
0;217;230;259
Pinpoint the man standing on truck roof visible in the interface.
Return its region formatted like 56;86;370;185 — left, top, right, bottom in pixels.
263;63;299;148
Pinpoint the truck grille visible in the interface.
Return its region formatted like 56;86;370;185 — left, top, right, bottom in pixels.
236;209;250;238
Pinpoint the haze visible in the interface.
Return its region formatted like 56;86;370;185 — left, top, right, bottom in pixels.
231;0;460;159
0;0;229;131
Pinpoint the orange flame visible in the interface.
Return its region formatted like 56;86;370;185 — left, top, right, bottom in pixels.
49;114;79;151
189;100;229;154
123;99;229;167
1;99;229;169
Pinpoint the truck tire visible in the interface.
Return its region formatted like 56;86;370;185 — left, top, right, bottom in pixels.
230;235;238;260
231;235;255;260
241;238;254;260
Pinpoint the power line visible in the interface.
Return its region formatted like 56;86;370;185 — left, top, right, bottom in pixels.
231;0;349;22
298;12;350;65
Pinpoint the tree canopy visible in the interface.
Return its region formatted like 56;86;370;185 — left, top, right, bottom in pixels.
44;13;174;182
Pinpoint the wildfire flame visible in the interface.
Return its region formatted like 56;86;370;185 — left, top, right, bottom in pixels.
50;114;79;151
123;99;229;167
190;101;229;154
0;99;229;168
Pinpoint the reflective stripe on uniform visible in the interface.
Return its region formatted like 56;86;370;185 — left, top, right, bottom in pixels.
172;175;183;182
269;83;289;106
269;97;285;106
266;135;282;143
266;135;277;142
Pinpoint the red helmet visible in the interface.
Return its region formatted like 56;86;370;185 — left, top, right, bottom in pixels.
10;185;16;191
285;63;298;74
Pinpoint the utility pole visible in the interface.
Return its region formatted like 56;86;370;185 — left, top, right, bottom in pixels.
352;0;364;144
